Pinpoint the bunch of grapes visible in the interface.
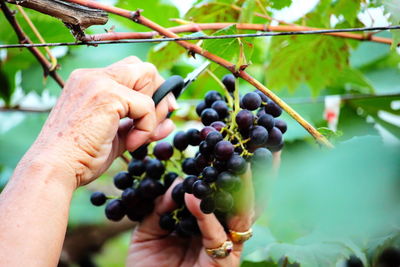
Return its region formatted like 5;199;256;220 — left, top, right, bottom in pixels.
90;74;287;238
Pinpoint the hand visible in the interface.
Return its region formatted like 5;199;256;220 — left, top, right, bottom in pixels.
24;56;177;188
126;168;257;267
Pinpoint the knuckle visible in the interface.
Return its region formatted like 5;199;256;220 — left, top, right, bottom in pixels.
142;62;158;76
126;55;140;62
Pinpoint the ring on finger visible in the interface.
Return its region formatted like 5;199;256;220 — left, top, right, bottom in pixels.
205;240;233;258
228;228;253;244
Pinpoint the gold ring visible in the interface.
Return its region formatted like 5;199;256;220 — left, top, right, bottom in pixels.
205;240;233;258
228;228;253;244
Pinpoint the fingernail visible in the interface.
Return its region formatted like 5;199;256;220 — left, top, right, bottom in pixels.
167;93;179;110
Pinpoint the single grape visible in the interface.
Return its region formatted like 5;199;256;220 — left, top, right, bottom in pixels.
196;101;207;117
257;108;266;117
222;74;236;93
252;147;273;165
180;215;200;235
265;101;282;117
211;100;229;119
128;159;145;177
213;160;227;172
214;140;234;161
268;140;284;152
129;144;148;160
249;126;269;146
173;131;189;151
126;200;154;221
254;90;269;103
202;166;219;183
216;171;239;191
266;127;283;147
200;126;216;140
201;108;219;126
192;180;212;199
171;183;185;205
214;191;234;212
205;131;223;147
145;159;165;179
199;141;214;160
200;197;216;214
195;153;208;172
163;172;178;189
121;188;141;206
205;90;223;107
242;92;262;111
159;213;176;231
377;247;400;267
113;171;133;190
346;255;364;267
227;154;247;175
182;175;198;194
105;199;126;221
274;118;287;134
186;128;202;146
90;192;107;206
182;158;199;175
257;113;275;131
139;178;165;199
210;121;226;132
153;142;174;161
235;110;254;130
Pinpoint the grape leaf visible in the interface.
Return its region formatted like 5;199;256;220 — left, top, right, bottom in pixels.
239;0;256;23
267;35;349;96
333;0;361;27
184;1;240;23
382;0;400;47
147;41;187;70
269;0;292;10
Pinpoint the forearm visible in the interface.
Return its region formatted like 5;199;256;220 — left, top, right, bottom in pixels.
0;148;76;267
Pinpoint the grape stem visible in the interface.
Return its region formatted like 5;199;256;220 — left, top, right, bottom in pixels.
205;69;233;109
62;0;334;148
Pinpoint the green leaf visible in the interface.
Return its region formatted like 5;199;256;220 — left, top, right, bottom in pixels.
270;0;292;10
333;0;361;27
239;0;256;23
267;35;350;96
185;1;240;23
148;41;187;70
382;0;400;47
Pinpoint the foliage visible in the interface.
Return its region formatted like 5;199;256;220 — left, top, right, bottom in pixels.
0;0;400;266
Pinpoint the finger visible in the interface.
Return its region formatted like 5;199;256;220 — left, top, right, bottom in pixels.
185;194;227;249
107;56;142;67
115;118;134;156
132;179;181;242
148;119;175;142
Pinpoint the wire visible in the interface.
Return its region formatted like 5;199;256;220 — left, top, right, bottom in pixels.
1;25;399;49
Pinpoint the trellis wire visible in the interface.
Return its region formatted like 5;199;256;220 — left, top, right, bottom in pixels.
0;25;399;49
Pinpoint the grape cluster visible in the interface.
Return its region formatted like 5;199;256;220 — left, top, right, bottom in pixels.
90;74;287;238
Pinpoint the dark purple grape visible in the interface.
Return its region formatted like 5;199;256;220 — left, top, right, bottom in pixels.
205;131;223;147
200;197;215;214
90;192;106;206
129;145;148;160
182;158;199;175
179;215;200;235
199;141;214;160
346;255;363;267
200;126;216;140
227;154;247;175
163;172;178;189
211;100;229;119
113;171;133;190
159;213;176;231
222;74;236;93
214;140;234;161
205;90;223;107
201;108;219;126
126;200;154;221
266;127;283;146
202;166;219;183
274;119;287;134
153;142;174;161
265;101;282;117
105;199;126;221
195;153;208;172
210;121;226;132
378;247;400;267
173;131;189;151
216;171;238;191
254;90;269;103
249;126;269;146
213;160;227;172
192;180;212;199
242;92;262;111
172;183;185;205
128;160;145;177
121;188;141;206
196;101;207;117
235;110;254;130
252;148;273;166
257;113;275;131
182;175;198;194
268;140;284;152
257;108;266;117
187;128;202;146
145;159;165;179
215;191;234;212
139;178;165;199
